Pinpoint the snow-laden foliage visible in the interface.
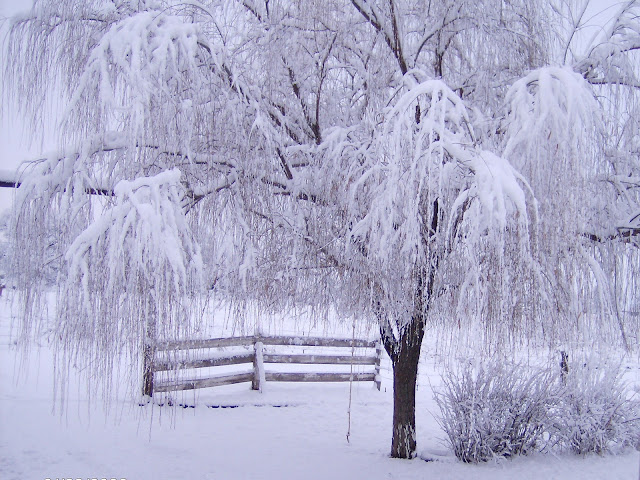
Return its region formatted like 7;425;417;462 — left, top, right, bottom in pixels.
66;169;201;297
572;1;640;91
504;66;601;247
435;357;640;462
66;9;202;146
503;65;636;346
547;1;640;346
4;0;640;459
549;362;640;455
9;135;129;339
434;360;555;463
330;76;532;341
56;169;202;405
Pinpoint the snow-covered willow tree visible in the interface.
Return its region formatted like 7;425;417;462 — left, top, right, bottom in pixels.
319;76;534;457
500;1;640;348
3;0;639;458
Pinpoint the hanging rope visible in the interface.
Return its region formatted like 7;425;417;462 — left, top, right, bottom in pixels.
346;319;356;443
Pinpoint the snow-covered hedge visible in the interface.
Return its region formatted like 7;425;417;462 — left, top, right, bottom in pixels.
434;360;555;463
434;358;640;463
549;363;640;455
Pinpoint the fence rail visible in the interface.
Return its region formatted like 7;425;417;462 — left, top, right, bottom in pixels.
155;335;377;351
144;335;382;396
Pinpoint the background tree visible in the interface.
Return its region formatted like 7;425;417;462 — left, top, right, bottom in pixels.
4;0;639;458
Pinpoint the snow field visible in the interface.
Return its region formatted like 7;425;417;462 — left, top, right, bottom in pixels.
1;293;639;480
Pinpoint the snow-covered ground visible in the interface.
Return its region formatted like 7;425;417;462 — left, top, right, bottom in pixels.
1;292;638;480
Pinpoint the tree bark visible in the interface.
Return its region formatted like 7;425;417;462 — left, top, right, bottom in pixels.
376;263;432;458
385;312;425;458
142;341;155;397
142;296;157;398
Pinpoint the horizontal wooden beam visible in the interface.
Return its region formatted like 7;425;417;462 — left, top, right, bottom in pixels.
156;335;378;351
153;353;254;372
263;354;377;365
264;372;376;383
259;336;377;348
154;372;254;392
156;336;256;351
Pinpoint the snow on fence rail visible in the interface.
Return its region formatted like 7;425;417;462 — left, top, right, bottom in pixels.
143;335;382;396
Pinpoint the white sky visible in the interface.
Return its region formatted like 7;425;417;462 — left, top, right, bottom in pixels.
0;0;34;213
0;0;628;214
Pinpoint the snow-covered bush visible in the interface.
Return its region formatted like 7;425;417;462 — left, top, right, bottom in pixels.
436;357;640;462
549;363;640;455
434;360;555;463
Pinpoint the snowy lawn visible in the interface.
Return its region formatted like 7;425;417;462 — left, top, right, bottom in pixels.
1;293;639;480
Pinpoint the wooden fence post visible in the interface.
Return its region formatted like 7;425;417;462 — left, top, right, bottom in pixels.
142;341;155;397
252;338;265;392
374;340;382;391
142;313;157;398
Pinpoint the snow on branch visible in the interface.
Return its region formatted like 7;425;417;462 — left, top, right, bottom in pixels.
53;168;203;403
499;63;639;345
8;133;133;304
0;170;19;189
574;1;640;89
504;65;640;244
66;168;202;300
350;77;529;265
340;76;532;326
504;66;600;160
12;132;127;202
66;8;203;145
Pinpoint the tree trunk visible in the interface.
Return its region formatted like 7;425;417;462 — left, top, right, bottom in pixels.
383;311;425;459
376;264;432;459
142;297;157;398
391;341;421;458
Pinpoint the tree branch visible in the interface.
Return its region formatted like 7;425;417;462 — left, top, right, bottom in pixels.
351;0;408;74
583;228;640;245
586;77;640;90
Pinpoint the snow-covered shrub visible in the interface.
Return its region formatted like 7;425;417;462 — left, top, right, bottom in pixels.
549;363;640;455
434;360;555;463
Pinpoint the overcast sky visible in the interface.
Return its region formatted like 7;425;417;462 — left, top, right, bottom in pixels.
0;0;627;213
1;0;34;213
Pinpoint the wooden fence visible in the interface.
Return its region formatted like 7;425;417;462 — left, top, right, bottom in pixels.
143;335;382;396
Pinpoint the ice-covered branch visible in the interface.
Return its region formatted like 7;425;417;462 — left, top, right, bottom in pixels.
67;169;202;295
57;168;203;402
573;1;640;90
